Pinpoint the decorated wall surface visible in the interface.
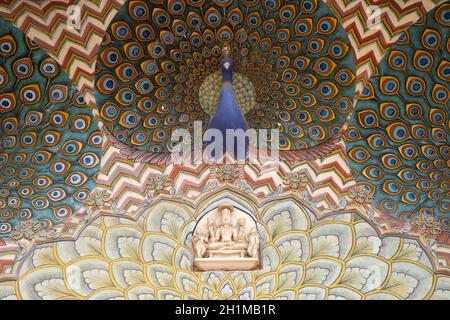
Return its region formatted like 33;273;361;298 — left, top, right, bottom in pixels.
0;0;448;300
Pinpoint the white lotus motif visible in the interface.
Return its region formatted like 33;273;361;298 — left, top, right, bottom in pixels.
0;198;448;300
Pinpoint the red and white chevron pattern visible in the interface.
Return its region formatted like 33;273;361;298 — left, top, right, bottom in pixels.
0;0;441;100
324;0;444;95
96;139;356;213
0;0;125;102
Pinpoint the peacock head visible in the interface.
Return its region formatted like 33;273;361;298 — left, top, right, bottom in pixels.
220;46;233;82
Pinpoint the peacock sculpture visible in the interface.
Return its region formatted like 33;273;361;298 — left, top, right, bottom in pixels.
96;0;356;161
206;45;249;159
0;18;102;239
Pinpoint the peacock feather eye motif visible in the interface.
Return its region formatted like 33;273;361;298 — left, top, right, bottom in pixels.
95;0;356;153
346;3;450;224
0;18;101;239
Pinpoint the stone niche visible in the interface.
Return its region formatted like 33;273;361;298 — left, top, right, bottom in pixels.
192;203;261;271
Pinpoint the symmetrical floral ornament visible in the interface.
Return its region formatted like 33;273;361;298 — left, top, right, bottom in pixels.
83;190;112;208
146;174;172;194
0;190;448;300
348;185;374;205
10;221;43;241
413;213;443;238
282;172;309;191
215;164;240;184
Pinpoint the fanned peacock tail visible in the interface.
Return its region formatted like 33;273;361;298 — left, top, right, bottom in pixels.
95;0;356;155
0;18;102;238
345;3;449;227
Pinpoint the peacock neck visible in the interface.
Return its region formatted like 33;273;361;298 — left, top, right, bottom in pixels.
221;57;233;83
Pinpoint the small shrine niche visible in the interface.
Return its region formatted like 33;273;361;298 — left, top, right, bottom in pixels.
192;203;261;271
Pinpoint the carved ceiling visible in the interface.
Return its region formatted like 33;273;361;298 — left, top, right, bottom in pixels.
0;0;448;300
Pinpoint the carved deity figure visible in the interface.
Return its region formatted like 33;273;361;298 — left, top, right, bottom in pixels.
207;204;246;251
